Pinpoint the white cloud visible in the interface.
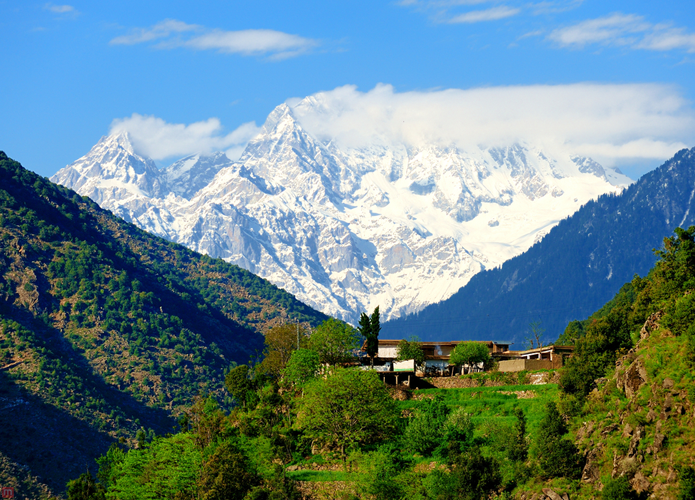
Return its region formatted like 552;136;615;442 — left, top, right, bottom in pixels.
44;3;74;13
636;26;695;53
109;114;261;161
549;13;695;53
398;1;580;23
184;29;316;56
288;83;695;165
110;19;199;45
448;6;520;23
110;19;318;59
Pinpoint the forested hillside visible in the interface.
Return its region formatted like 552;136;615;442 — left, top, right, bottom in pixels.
384;147;695;345
0;151;327;495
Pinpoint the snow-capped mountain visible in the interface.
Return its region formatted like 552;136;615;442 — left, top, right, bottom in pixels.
51;97;632;324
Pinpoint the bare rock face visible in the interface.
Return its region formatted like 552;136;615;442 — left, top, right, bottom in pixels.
617;358;648;399
640;310;664;342
582;448;602;483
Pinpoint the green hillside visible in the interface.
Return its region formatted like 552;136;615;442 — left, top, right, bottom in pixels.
67;226;695;500
0;151;328;495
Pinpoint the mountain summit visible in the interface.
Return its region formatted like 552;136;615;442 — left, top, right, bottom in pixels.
52;99;631;323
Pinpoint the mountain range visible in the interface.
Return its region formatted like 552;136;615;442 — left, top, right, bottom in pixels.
51;96;631;324
383;147;695;345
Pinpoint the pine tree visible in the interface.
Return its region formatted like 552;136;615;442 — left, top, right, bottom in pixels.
368;306;380;367
359;307;380;368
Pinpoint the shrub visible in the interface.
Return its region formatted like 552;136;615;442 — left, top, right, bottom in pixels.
602;475;640;500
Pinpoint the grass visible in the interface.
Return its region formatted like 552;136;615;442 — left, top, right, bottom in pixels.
286;470;357;482
401;382;560;433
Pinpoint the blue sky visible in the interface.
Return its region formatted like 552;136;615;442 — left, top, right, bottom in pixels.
1;0;695;179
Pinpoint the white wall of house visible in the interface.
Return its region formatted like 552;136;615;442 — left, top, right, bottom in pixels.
378;346;399;358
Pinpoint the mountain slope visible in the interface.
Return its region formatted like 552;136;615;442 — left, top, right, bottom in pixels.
51;97;631;324
0;151;327;495
383;147;695;345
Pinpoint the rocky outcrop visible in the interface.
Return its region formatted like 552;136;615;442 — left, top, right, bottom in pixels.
573;311;694;499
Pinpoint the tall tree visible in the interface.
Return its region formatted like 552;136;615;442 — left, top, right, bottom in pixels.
259;323;309;377
359;306;381;367
358;312;373;366
295;368;399;460
449;342;490;374
369;306;380;365
308;318;361;367
396;336;425;366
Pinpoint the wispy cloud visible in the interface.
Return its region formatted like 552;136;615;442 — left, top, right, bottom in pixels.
549;13;695;53
44;3;75;14
110;19;318;59
448;6;520;23
109;114;261;161
110;19;199;45
398;0;581;24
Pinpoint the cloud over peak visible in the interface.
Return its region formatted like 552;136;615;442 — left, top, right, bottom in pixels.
289;83;694;166
109;114;261;162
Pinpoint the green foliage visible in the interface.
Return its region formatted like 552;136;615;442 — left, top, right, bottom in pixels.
295;368;399;458
105;433;202;499
601;475;641;500
66;471;106;500
259;323;309;378
535;402;582;479
679;466;695;500
396;336;425;365
556;320;585;345
246;464;301;500
359;306;380;362
404;395;451;456
225;365;255;407
425;446;502;500
198;440;261;500
283;349;320;387
449;342;490;372
561;227;695;399
560;299;634;398
357;443;411;500
307;318;361;366
508;407;528;462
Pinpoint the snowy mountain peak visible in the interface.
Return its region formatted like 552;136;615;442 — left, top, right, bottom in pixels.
52;103;634;324
103;130;136;154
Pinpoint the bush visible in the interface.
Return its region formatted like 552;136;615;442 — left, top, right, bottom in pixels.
424;446;502;500
535;402;583;479
602;475;640;500
679;466;695;500
403;395;450;456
